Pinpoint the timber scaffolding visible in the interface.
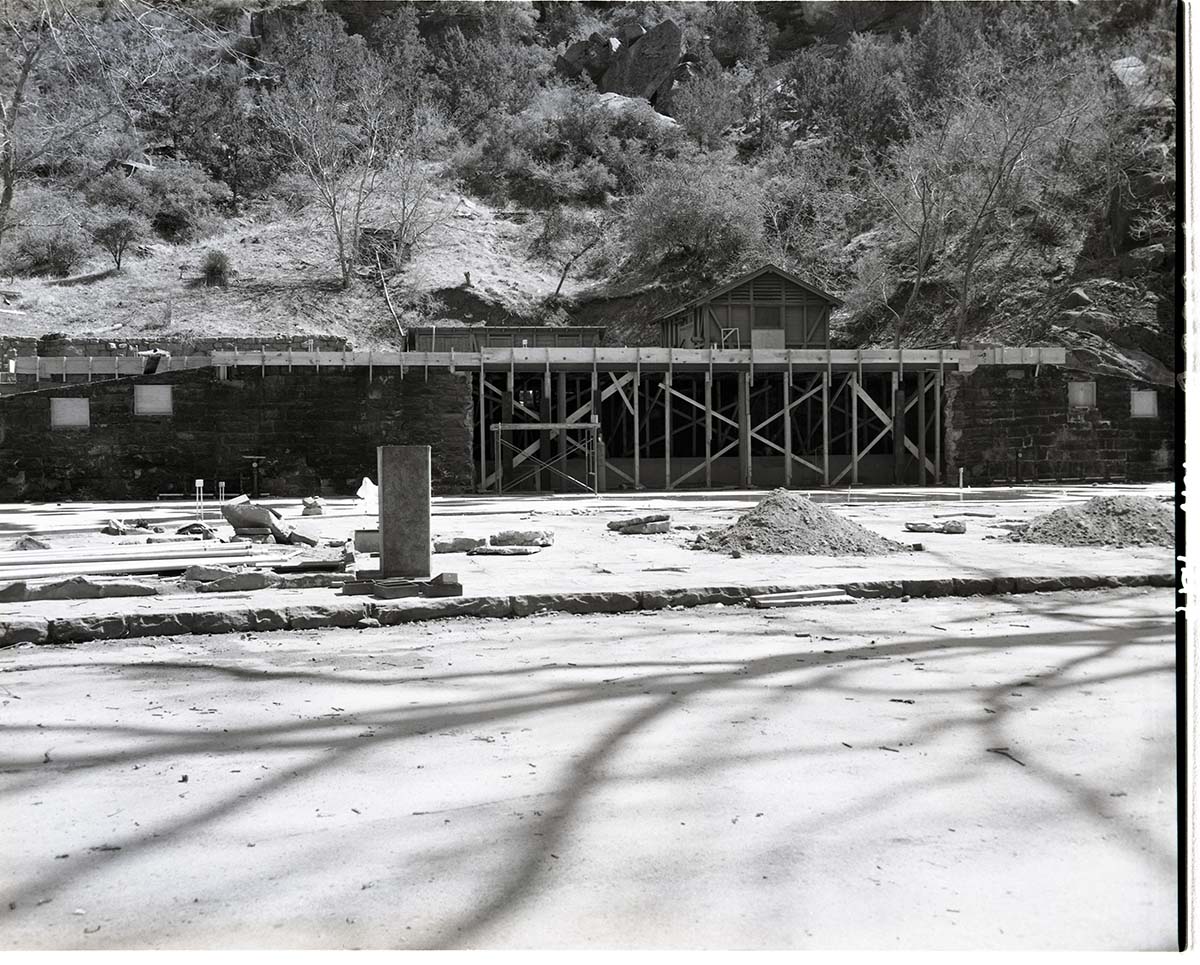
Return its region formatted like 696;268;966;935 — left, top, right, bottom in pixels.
13;345;1067;493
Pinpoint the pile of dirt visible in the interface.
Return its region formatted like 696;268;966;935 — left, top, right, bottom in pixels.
1008;494;1174;547
695;489;904;556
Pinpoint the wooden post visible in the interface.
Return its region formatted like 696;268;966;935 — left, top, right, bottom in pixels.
633;370;641;490
851;372;859;486
478;368;487;491
935;362;943;486
892;372;904;485
502;371;515;486
538;370;552;492
918;371;927;486
557;372;567;493
821;370;830;486
664;370;673;489
783;372;792;489
738;371;751;488
704;373;713;489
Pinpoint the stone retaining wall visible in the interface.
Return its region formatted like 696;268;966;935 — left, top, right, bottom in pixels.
945;365;1174;483
0;367;474;500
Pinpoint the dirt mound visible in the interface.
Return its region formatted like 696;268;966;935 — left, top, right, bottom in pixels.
1008;494;1174;547
696;489;904;556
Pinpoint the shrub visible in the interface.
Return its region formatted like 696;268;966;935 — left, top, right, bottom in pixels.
620;158;766;276
92;212;150;270
6;219;93;277
201;249;231;287
454;85;686;206
140;162;231;242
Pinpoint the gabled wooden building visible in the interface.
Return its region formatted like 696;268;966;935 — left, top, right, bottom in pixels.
657;264;841;350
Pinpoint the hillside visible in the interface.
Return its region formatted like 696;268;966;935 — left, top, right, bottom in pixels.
0;0;1176;378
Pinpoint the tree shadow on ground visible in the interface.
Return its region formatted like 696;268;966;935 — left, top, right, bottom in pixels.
0;609;1176;948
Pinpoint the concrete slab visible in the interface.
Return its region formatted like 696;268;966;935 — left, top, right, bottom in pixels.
0;589;1175;949
0;484;1174;639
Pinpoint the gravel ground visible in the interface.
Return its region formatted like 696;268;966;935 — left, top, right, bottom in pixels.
0;587;1177;950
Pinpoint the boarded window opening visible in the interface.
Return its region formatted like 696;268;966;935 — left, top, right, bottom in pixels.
134;384;173;416
50;397;89;429
1130;389;1158;418
1068;381;1096;408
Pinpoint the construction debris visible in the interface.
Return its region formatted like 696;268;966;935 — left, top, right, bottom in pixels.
490;530;554;547
0;576;158;603
695;489;904;556
101;518;164;536
1008;494;1173;547
469;545;541;556
608;514;671;535
905;520;967;534
749;588;857;608
9;536;50;551
354;529;380;553
176;522;216;539
301;496;326;516
181;564;239;583
341;572;463;599
221;495;319;546
434;537;486;553
197;572;280;593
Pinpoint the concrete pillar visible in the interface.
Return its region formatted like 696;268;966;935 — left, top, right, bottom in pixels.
377;445;431;578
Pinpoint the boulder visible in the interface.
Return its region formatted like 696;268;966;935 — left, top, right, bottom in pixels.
600;19;682;101
0;580;28;602
1062;287;1092;308
1122;243;1167;273
617;21;646;42
489;530;554;547
434;537;487;553
301;496;325;516
608;514;669;531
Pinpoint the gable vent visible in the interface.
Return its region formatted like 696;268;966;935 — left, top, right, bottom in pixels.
753;275;783;300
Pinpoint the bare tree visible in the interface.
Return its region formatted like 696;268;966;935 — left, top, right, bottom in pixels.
864;121;952;348
91;210;147;269
0;0;228;245
528;206;609;298
261;9;405;290
942;74;1092;343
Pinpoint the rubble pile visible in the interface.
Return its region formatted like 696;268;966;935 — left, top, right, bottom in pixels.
695;489;903;556
1008;494;1173;547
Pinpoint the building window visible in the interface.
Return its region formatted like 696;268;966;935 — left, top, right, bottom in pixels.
134;384;173;416
1068;381;1096;408
50;397;89;429
1130;388;1158;418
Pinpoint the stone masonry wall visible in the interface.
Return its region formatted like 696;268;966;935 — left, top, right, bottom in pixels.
944;365;1174;484
0;367;474;500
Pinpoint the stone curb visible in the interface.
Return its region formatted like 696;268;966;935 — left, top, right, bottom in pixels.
0;572;1176;647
